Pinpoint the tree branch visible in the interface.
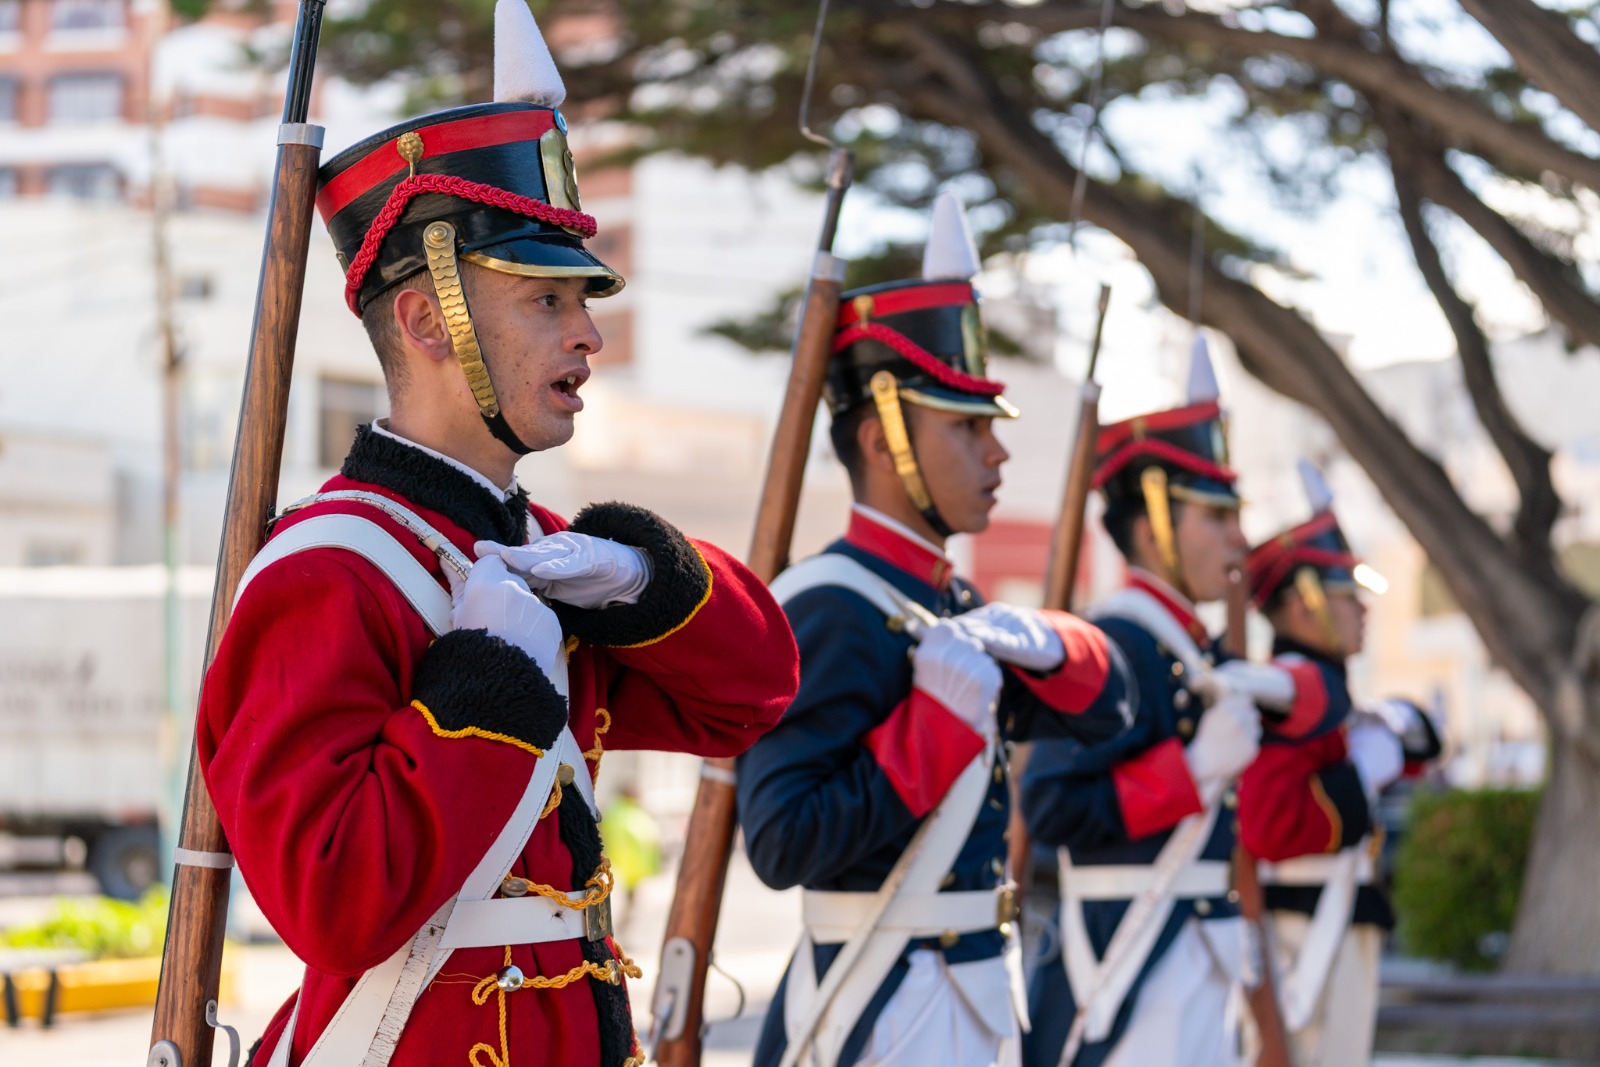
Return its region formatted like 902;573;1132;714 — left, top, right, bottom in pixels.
887;20;1588;711
1457;0;1600;136
1381;106;1565;583
1406;143;1600;351
941;1;1600;191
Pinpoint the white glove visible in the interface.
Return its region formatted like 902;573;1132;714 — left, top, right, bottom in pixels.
1346;720;1404;797
447;554;564;678
481;533;652;609
912;619;1003;738
1184;691;1262;787
948;602;1066;673
1202;660;1296;712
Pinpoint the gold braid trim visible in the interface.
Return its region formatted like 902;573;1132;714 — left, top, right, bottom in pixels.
503;856;615;911
585;707;612;769
462;940;644;1067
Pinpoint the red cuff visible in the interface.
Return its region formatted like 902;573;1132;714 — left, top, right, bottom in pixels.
863;689;987;818
1113;737;1204;839
1275;659;1328;739
1010;610;1112;713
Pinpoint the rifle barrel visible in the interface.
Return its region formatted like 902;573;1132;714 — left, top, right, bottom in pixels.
149;6;325;1063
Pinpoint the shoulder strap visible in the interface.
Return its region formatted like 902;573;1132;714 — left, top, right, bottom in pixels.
1091;588;1209;678
236;512;454;637
769;552;937;630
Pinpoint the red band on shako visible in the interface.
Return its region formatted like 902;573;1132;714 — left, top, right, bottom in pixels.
316;109;557;222
832;321;1006;397
341;173;598;315
836;282;976;326
1090;437;1238;489
1246;513;1360;606
1096;401;1222;454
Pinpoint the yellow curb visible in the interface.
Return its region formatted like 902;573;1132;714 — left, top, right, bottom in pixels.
9;953;237;1019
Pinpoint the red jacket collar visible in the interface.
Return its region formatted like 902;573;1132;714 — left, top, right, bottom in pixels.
845;507;954;591
1127;569;1210;645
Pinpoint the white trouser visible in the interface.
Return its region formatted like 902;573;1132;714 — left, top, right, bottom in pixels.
1101;919;1240;1067
858;949;1019;1067
1269;913;1381;1067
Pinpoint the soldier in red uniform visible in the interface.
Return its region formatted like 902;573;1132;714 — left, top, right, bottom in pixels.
196;5;799;1065
1237;460;1442;1067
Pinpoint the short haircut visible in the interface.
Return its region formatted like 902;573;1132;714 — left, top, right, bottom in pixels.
1101;494;1187;564
829;401;875;488
360;270;432;387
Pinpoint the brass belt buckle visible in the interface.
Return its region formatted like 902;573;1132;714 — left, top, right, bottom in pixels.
995;882;1020;927
584;895;613;942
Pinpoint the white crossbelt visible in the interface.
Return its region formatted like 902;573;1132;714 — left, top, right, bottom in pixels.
1259;848;1374;887
439;889;592;950
802;889;1001;944
1065;861;1231;902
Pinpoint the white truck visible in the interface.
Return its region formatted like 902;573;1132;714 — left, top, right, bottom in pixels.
0;565;213;900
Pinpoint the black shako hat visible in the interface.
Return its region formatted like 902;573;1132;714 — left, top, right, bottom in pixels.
317;101;622;316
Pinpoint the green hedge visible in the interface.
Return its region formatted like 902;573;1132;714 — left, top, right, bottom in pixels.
1391;787;1540;971
0;887;168;959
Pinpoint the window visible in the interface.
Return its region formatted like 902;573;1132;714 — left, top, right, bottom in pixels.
0;78;15;123
0;1;21;34
51;0;122;31
0;169;17;198
46;163;120;201
318;377;385;469
49;73;122;123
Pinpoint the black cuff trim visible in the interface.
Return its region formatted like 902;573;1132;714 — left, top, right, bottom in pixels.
412;629;567;752
551;502;712;648
1317;762;1373;849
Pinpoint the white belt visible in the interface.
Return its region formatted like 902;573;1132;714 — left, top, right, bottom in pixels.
1065;860;1230;901
802;889;1004;944
1259;850;1374;887
439;892;602;950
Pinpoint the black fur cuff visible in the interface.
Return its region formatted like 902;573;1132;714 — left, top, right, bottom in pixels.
1317;762;1374;849
552;502;712;648
412;629;567;752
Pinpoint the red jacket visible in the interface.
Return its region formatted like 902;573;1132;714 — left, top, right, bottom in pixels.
198;428;798;1066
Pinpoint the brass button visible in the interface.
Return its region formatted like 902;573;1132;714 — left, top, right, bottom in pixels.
1173;689;1191;710
1223;790;1238;809
939;929;961;949
1171;661;1185;678
1177;718;1195;739
988;797;1004;811
557;763;576;786
496;964;525;992
959;588;974;605
501;875;528;897
993;763;1005;783
1194;899;1212;917
991;857;1005;876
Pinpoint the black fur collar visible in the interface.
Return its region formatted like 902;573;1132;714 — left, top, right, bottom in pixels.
339;424;530;545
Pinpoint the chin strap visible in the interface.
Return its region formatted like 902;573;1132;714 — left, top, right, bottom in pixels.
1139;466;1191;601
869;371;952;539
1293;566;1346;657
422;220;534;456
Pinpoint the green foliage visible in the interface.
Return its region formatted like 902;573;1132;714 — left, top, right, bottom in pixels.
0;888;170;960
1392;787;1540;971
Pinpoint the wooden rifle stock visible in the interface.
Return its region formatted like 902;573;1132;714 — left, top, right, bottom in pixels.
148;5;325;1065
652;148;853;1067
1224;572;1295;1067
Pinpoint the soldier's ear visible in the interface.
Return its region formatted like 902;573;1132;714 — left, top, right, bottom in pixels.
857;412;895;476
393;286;452;365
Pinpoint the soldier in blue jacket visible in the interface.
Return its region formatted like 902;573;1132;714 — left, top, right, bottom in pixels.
1020;338;1264;1067
737;193;1136;1067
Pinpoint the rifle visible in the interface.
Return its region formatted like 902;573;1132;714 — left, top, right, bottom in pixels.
147;5;327;1065
650;29;854;1054
1224;570;1295;1067
1005;284;1109;899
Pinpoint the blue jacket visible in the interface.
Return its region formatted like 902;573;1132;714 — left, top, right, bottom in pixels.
739;512;1134;1067
1021;574;1240;1067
